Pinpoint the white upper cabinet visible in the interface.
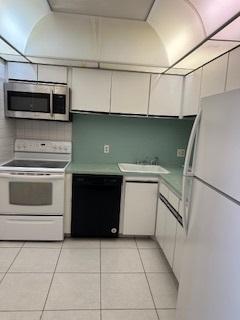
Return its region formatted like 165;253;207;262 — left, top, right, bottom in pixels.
182;68;202;116
149;74;183;116
200;54;228;98
71;68;111;112
226;47;240;91
8;62;37;81
38;65;67;83
111;71;150;115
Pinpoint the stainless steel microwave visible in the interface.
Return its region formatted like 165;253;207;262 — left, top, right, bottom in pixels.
4;82;70;121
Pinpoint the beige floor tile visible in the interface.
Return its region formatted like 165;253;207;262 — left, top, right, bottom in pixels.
45;273;100;310
101;273;154;309
0;242;24;248
139;249;170;272
42;310;100;320
102;310;158;320
63;238;100;249
0;248;20;272
0;273;52;311
101;249;143;273
9;248;60;273
56;249;100;272
0;311;41;320
23;242;62;249
157;309;176;320
147;273;178;309
136;238;158;249
101;238;137;249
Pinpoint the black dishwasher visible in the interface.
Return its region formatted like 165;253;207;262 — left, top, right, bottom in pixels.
71;174;123;237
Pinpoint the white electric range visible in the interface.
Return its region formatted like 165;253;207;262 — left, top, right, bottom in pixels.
0;139;72;241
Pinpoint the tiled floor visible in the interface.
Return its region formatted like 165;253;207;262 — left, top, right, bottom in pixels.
0;237;177;320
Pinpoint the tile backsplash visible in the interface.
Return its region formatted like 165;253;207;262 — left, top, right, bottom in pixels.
0;61;15;163
16;119;72;141
72;113;193;166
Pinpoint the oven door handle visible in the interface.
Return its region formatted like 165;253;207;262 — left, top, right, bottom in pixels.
0;173;64;180
50;89;54;117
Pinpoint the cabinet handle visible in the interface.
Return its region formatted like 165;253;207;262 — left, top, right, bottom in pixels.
182;110;202;235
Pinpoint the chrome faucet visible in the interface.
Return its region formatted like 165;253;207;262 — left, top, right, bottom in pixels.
150;157;159;165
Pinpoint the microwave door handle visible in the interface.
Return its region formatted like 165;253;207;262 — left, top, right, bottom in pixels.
50;90;53;117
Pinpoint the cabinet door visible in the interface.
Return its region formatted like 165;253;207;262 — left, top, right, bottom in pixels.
182;68;202;116
111;71;150;115
8;62;37;81
123;182;158;235
173;223;186;281
155;198;168;247
71;68;111;112
226;47;240;91
163;209;177;268
38;65;67;83
200;54;228;98
149;74;183;116
168;189;180;212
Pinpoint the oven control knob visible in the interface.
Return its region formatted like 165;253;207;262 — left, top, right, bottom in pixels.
111;228;117;234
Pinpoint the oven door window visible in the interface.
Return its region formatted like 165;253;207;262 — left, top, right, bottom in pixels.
9;182;52;206
8;91;50;113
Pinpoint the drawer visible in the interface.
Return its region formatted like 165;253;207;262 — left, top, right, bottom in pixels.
168;190;180;211
0;215;63;241
159;182;169;199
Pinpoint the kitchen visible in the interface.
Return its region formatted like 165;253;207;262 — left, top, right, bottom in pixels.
0;1;240;319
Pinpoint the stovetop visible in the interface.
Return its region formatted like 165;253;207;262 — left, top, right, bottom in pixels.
2;159;68;169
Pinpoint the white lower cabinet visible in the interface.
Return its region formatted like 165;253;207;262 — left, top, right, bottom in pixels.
122;181;158;235
173;223;186;281
156;197;177;268
163;209;177;268
156;181;185;280
155;198;167;247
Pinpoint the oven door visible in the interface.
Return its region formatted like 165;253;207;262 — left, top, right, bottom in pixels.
0;172;64;215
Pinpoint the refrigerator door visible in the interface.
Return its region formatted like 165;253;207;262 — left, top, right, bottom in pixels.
194;89;240;202
176;178;240;320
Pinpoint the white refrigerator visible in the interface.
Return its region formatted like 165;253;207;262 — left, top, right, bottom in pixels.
176;89;240;320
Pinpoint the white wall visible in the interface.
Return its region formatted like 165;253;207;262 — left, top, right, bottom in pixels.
15;119;72;142
0;60;15;163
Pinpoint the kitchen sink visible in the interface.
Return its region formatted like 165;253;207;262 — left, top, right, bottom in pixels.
118;163;169;174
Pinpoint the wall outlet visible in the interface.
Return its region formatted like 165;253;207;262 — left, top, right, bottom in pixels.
177;148;185;157
104;144;110;154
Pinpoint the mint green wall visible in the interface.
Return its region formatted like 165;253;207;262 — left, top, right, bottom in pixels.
72;114;193;166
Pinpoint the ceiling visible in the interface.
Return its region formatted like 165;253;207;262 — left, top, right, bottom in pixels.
48;0;155;21
0;0;240;75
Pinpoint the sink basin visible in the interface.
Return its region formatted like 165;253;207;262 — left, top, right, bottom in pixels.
118;163;169;174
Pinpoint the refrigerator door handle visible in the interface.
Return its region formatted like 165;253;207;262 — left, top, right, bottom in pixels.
182;110;202;234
